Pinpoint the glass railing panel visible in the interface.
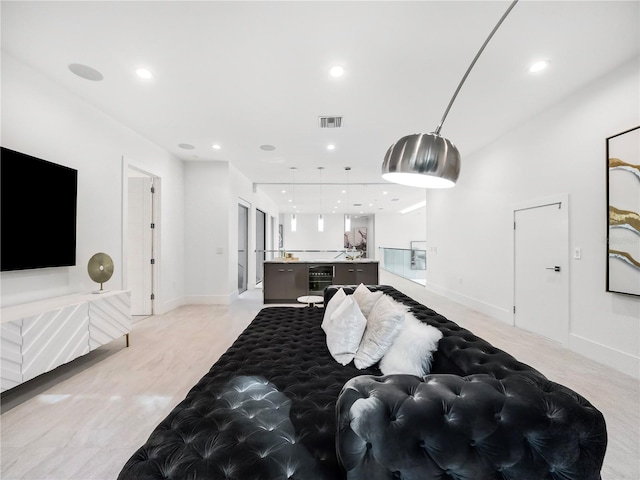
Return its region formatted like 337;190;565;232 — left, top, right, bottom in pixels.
379;247;426;286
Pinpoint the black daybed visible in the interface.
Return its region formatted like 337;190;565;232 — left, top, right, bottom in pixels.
117;285;607;480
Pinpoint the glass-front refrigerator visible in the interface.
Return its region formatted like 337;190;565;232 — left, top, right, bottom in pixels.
308;264;334;295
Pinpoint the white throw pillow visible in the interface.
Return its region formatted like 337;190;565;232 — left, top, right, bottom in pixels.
322;288;347;332
352;283;384;318
353;294;405;369
379;313;443;376
325;296;367;366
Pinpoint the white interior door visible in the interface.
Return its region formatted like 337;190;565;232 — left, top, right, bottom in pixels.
128;176;153;316
514;201;568;344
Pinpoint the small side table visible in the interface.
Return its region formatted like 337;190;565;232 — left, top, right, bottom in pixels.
297;295;324;307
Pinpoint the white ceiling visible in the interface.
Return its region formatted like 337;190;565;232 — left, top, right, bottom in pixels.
2;1;638;215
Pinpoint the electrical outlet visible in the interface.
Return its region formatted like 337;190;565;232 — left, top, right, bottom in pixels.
574;247;581;259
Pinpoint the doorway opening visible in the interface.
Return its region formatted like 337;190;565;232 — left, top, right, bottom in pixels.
126;166;158;319
256;209;266;286
238;203;249;294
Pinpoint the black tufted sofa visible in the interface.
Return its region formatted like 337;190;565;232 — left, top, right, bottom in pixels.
117;285;606;480
331;286;607;480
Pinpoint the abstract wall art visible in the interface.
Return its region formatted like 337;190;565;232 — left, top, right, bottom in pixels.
607;125;640;296
344;227;367;256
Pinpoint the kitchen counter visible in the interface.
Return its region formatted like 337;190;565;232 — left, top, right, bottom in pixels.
265;259;378;264
263;260;379;303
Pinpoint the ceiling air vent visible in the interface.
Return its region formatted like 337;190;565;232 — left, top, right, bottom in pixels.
319;116;343;128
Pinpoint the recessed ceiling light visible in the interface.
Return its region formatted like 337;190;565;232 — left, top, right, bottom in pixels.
178;143;195;150
136;68;153;79
330;66;344;78
327;144;336;151
281;190;287;194
529;60;549;73
68;63;104;81
260;144;276;151
212;144;221;150
383;191;388;195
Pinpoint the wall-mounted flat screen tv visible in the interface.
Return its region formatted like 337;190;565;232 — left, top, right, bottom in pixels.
1;147;78;271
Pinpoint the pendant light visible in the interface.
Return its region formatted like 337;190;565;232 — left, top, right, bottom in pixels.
317;167;324;232
381;0;519;189
290;167;297;232
344;167;351;232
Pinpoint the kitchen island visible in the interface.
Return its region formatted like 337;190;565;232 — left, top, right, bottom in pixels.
262;259;379;304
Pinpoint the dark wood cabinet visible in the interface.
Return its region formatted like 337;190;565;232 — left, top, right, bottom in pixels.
263;261;379;303
333;262;379;285
263;263;308;303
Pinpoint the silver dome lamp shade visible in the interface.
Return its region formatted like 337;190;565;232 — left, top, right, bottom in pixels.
382;132;460;189
382;0;518;189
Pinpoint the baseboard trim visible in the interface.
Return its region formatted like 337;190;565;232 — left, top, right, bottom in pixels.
183;294;236;305
569;333;640;379
158;296;186;315
379;270;512;324
424;283;512;325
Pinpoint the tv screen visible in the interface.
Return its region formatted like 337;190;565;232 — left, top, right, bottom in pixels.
1;147;78;271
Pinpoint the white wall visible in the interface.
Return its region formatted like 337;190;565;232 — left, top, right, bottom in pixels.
183;161;279;304
183;161;231;304
1;53;185;314
282;213;346;257
375;209;427;252
424;57;640;377
229;163;280;292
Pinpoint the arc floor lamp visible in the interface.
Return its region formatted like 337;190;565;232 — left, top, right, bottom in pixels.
382;0;519;188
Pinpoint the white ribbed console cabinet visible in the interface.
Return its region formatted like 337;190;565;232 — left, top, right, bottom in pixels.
1;290;131;392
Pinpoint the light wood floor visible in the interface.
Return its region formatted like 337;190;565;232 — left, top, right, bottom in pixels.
1;286;638;479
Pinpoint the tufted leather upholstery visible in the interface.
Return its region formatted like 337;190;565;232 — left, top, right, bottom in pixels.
337;374;607;480
118;286;606;480
327;286;607;479
118;306;381;480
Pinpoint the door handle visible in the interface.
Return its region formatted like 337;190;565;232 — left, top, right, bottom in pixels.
545;266;561;272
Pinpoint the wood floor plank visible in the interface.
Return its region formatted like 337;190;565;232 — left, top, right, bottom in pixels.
1;288;637;479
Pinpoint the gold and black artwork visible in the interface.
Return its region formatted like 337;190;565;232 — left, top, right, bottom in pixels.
607;126;640;296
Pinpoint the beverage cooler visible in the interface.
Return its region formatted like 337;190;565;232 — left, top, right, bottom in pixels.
308;265;334;295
